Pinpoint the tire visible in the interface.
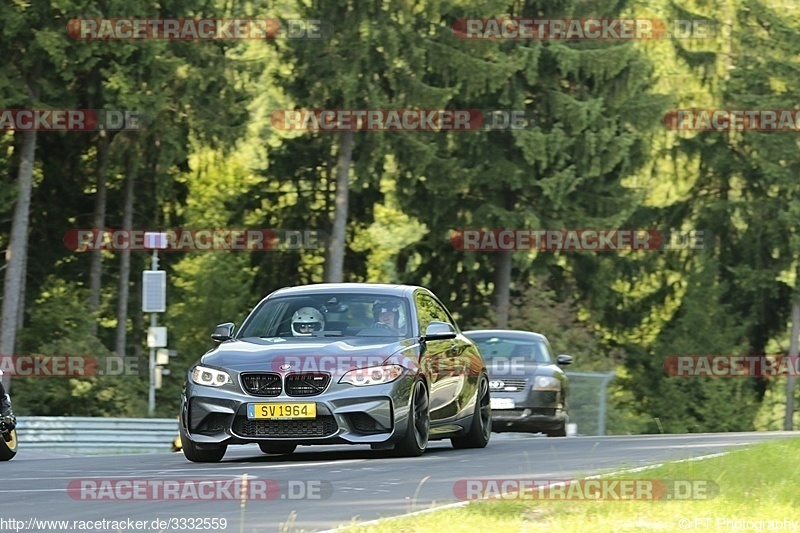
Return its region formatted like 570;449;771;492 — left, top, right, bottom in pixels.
0;429;17;461
180;422;227;463
451;374;491;449
258;442;297;455
393;378;429;457
546;419;568;437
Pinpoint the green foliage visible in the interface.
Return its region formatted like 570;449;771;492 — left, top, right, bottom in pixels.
14;278;147;417
4;0;800;436
621;260;759;432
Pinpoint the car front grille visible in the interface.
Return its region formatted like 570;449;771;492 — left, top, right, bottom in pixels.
490;378;528;391
233;416;338;438
241;373;282;396
285;373;331;397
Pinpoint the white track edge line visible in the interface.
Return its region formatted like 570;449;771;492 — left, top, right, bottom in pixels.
314;451;731;532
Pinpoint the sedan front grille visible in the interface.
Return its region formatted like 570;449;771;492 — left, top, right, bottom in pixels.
490;378;528;391
285;373;331;396
233;416;338;438
241;373;282;396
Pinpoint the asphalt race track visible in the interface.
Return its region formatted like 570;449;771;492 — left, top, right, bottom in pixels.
2;432;797;532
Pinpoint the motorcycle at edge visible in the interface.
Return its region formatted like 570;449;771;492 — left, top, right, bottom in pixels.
0;370;17;461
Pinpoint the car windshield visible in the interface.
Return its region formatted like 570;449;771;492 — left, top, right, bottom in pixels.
237;293;410;339
470;336;551;364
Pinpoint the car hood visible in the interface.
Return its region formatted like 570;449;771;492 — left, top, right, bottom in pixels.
199;336;415;372
487;361;559;377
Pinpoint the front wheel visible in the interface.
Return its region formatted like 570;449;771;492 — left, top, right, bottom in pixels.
393;378;429;457
0;429;18;461
451;374;491;449
546;418;568;437
180;422;227;463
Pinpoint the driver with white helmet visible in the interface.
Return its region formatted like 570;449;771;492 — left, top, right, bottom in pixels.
372;300;403;334
291;307;325;336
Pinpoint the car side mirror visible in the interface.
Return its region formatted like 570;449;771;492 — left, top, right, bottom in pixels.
211;322;235;342
557;354;573;366
422;321;457;341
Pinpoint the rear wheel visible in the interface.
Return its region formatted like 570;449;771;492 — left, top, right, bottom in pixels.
258;442;297;455
180;422;227;462
0;429;17;461
451;374;491;449
393;378;429;457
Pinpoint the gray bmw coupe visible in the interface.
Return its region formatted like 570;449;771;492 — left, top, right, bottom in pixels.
180;283;491;462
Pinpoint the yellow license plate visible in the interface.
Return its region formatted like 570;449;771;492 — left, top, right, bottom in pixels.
247;403;316;420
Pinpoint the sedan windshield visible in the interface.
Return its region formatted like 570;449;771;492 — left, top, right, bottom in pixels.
238;293;411;338
471;336;551;364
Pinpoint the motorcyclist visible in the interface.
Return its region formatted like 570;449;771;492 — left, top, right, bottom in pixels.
372;300;403;334
291;307;326;337
0;370;15;431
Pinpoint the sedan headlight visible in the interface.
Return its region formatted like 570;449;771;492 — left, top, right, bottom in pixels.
532;376;560;391
339;364;404;386
192;366;232;387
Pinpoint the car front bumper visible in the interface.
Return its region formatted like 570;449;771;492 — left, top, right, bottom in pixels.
489;390;566;431
181;375;416;446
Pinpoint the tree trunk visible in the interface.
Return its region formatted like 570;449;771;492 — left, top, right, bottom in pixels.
493;250;512;327
325;130;353;283
493;190;515;328
88;132;110;336
115;158;135;357
15;249;27;334
0;130;37;393
784;299;799;430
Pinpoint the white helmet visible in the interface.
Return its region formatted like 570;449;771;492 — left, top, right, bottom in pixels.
291;307;325;337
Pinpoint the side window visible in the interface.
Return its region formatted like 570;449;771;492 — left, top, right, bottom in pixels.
414;292;453;334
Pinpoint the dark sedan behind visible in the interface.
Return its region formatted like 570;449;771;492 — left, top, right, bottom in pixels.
464;330;572;437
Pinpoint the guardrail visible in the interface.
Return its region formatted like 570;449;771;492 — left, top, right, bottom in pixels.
15;417;179;455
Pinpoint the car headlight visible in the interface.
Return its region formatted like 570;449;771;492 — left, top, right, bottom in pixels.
192;366;232;387
532;376;560;391
339;364;404;386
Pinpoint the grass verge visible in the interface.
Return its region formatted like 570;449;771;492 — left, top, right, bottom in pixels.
327;437;800;533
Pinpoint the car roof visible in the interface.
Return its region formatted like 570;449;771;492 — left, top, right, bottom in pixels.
268;283;420;298
463;329;548;342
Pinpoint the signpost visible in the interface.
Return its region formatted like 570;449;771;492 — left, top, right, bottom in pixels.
143;232;167;417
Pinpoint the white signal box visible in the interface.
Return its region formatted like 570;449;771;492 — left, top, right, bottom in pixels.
147;326;168;348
